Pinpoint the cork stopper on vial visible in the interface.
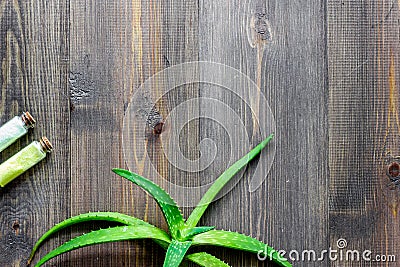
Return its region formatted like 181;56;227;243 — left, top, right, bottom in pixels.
21;112;36;128
39;137;53;153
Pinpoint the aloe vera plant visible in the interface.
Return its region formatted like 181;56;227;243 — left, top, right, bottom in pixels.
28;133;291;267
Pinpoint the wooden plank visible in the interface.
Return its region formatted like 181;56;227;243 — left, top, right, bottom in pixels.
328;0;400;265
69;0;199;266
197;0;329;266
68;0;137;265
0;0;332;266
0;0;70;266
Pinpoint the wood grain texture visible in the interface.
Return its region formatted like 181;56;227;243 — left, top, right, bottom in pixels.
68;0;146;265
8;0;400;266
68;0;199;266
196;0;329;266
0;0;70;266
328;0;400;265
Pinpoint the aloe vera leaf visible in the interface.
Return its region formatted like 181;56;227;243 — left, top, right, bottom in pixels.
186;134;274;228
28;212;158;264
192;230;291;267
113;168;185;238
179;226;215;240
163;240;192;267
186;252;231;267
147;237;227;267
33;225;171;267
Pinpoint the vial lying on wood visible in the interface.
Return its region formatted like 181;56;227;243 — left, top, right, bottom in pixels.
0;137;53;187
0;112;36;152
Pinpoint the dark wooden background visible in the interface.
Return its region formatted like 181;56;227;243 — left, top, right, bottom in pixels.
0;0;399;266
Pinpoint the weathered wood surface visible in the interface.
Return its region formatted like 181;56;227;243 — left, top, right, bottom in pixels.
328;0;400;266
0;0;398;266
0;0;70;266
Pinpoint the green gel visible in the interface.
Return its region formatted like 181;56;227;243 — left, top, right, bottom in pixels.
0;139;51;187
0;112;36;153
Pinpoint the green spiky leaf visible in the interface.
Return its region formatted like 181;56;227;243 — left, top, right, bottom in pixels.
179;226;215;241
113;168;185;238
186;134;274;228
28;212;160;265
192;230;291;267
31;135;289;267
163;240;192;267
34;225;171;267
186;252;231;267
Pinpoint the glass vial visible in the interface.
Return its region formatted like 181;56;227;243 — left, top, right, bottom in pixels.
0;112;36;153
0;137;53;187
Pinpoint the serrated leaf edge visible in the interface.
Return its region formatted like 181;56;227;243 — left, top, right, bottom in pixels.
186;252;231;267
192;229;291;267
163;240;192;267
28;212;153;264
186;134;274;228
112;168;185;238
34;225;171;267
